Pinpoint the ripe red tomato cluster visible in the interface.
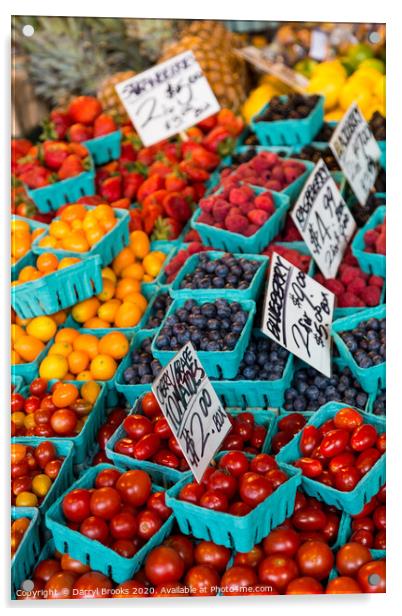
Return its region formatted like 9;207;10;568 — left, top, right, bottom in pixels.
11;378;98;438
349;484;386;549
294;408;385;491
113;393;189;472
221;412;268;453
271;413;308;454
61;468;172;557
179;451;288;515
326;542;385;593
92;407;128;465
11;441;64;507
285;491;341;545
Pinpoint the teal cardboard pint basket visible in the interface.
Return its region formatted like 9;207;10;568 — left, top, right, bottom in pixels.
11;507;41;599
352;205;386;277
26;168;96;214
83;130;121;165
11;216;48;280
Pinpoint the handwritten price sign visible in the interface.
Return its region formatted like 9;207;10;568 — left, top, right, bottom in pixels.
262;253;335;377
115;51;221;146
291;159;356;278
152;342;231;482
329;103;381;205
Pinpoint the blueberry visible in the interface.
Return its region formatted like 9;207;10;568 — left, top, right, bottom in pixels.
244;350;257;365
314;376;327;390
297;381;308;395
306;385;320;400
285;387;298;401
243;365;258;379
212;276;225;288
293;396;307;412
224;333;238;349
176;308;189;322
140;374;154;384
355;392;368;409
156;334;170;349
325;385;338;398
201;303;217;318
206;340;220;351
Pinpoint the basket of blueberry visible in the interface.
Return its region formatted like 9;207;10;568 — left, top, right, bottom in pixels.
332;306;386;394
115;332;163;404
251;94;325;146
141;291;173;334
212;331;295;409
170;251;269;301
152;298;256;379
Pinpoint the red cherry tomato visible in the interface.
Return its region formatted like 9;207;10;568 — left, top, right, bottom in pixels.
373;505;386;530
24;396;41;414
33;559;61;583
147;491;172;521
356;559;386;593
133;433;161;460
350;424;378;452
328;452;356;474
271;431;293;453
355;448;381;475
265;469;288;488
95;468;121;488
168;436;184;458
221;434;244;451
199;490;228;512
278;413;307;435
72;572;113;599
29;378;48;397
296;540;334;580
240;474;273;508
50;408;77;435
44;571;76;599
250;453;277;474
292;507;327;532
229;501;252;516
326;576;361;593
350;529;374;547
234;544;264;568
250;425;267;449
123;414;152;440
62;488;91;523
334;407;363;430
334;467;361;491
258;555;299;592
44;458;62;480
79;516;109;543
294;457;323;478
376;433;386;454
137;510;162;541
336;542;372;576
116;470;152;507
219;451;249;477
320;429;350;458
234;419;253;441
89;487;121;520
207;469;237;499
221;566;258;596
153;449;180;468
110;511;138;540
352;517;375;533
97;424;116;450
373;529;386;549
145;546;185;586
114;437;136;457
286;577;323;594
263;528;301;558
11;393;25;413
112;539;139;558
107;408;127;427
194;541;230;573
322;512;340;544
178;481;205;504
185;565;220;596
153;417;172;439
318;419;336;437
141;393;161;418
164;534;194;570
300;425;321;456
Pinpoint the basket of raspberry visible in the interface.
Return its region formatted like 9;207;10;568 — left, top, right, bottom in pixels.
17;141;95;213
313;249;385;320
166;451;301;552
152;297;255;379
352;206;386;278
170;251;269;301
332;306;386;394
151;242;212;290
11;253;102;319
45;463;175;583
276;402;385;515
191;184;290;254
262;242;314;275
251;94;325;147
212;331;295;409
210;151;314;204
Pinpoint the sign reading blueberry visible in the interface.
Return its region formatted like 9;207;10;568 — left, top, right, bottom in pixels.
291;159;356;278
115;51;221;146
262;252;335;377
152;342;231;482
329;102;381;205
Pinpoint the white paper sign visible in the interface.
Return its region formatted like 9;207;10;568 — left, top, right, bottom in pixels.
262;253;335;377
291;159;356;278
309;30;328;61
152;342;231;483
329;103;381;205
115;51;221;147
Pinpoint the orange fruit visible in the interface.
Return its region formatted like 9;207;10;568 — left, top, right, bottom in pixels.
100;217;116;232
72;297;101;323
18;265;37;282
52;383;79;407
143;274;154;282
49;220;71;240
120;263;144;281
112;247;135;276
81;380;101;404
12;231;31;260
130;230;150;259
48;341;73;358
71;219;84;231
64;372;75;380
11;350;22;364
60;204;87;223
83;317;111;329
38;235;58;249
14;335;45;362
11;219;30;234
97;277;115;302
90;355;117;380
85;226;104;247
36;252;59;274
58;257;80;270
68;350;90;374
123;292;148;314
101;267;117;284
114;303;142;328
52;310;67;325
32;228;44;241
11;324;25;344
82;215;99;232
115;277;142;300
98;331;129;359
76;370;93;381
93;204;114;221
61;231;90;253
143;253;165;278
73;334;99;360
15;315;31;327
55;328;80;344
97;299;121;324
26;316;57;342
39;354;69;379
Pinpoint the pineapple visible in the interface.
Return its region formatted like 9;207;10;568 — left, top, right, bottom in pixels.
159;21;248;113
124;19;187;62
97;70;137;123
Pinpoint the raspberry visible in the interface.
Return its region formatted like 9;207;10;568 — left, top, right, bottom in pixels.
247;209;270;227
347;277;367;295
254;192;275;214
360;285;381;307
229;187;252;206
369;275;384;288
212;199;231;222
265;179;283;191
324;279;345;297
338;292;365;308
340;266;366;286
375;231;386;255
198;212;214;225
224;214;249;234
243;224;259;237
364;229;379;247
199;196;214;213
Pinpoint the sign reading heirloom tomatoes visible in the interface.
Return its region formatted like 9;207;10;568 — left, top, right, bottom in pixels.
262;253;335;377
291;159;356;278
152;342;231;482
115;51;221;146
329;103;381;205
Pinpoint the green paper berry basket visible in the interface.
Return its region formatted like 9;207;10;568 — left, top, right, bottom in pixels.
166;459;301;552
11;507;41;600
45;463;175;583
16;380;107;467
11;437;75;514
251;96;325;146
151;296;256;379
32;206;130;268
170;251;269;301
11;216;48;280
115;331;161;405
26;168;96;214
352;205;386;277
12;255;103;319
140;289;174;336
276;402;386;515
191;189;290;254
83;130;121;165
332;304;386;394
